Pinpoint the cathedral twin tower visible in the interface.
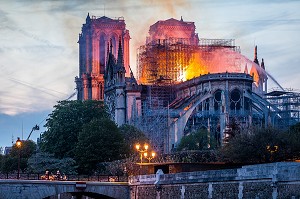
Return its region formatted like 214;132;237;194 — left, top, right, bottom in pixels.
76;14;141;126
75;14;130;101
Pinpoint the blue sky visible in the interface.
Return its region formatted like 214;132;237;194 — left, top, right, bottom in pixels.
0;0;299;150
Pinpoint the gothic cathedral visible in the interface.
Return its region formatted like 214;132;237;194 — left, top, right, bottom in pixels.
75;14;141;126
75;13;130;101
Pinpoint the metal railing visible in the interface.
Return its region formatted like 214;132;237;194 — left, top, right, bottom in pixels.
0;173;128;182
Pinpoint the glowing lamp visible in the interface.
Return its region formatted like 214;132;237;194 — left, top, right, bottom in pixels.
151;152;156;158
144;144;149;150
135;144;140;150
16;137;22;148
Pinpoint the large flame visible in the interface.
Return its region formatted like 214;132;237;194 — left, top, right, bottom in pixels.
138;45;267;85
185;52;208;80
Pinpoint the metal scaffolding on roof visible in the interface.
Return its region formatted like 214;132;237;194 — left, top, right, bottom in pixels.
137;38;242;85
137;38;197;85
266;90;300;128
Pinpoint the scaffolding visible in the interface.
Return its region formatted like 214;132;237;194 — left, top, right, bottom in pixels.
137;38;242;85
137;38;198;84
266;90;300;128
135;38;245;153
134;84;175;152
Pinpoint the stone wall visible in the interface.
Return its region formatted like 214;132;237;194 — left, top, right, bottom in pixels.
129;162;300;199
0;180;129;199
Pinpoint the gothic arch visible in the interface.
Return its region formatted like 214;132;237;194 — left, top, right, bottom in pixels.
109;32;119;56
229;88;242;112
99;33;107;74
169;91;212;150
213;89;222;111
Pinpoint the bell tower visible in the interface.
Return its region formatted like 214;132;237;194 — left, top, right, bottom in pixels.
75;14;130;101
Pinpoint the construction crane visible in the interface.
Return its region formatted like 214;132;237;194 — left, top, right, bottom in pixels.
24;91;76;141
26;124;40;140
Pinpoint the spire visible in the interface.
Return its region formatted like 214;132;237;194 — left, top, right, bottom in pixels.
180;16;183;21
105;39;116;80
86;12;91;23
254;45;259;65
117;36;124;66
261;58;265;70
129;65;134;77
128;65;138;85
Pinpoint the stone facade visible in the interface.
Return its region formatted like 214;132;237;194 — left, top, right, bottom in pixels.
1;163;300;198
146;17;199;45
75;14;130;101
129;162;300;199
0;180;129;199
104;38;141;125
75;15;297;154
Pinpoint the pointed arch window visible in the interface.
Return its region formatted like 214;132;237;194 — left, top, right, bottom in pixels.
99;34;106;74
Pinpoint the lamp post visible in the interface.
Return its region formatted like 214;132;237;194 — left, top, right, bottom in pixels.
16;137;22;180
267;145;278;162
135;143;148;163
143;152;156;163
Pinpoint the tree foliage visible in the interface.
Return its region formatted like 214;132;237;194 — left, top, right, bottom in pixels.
0;140;37;173
177;129;215;151
75;118;124;174
27;152;77;174
286;122;300;160
40;100;109;159
10;140;36;159
1;155;17;173
118;124;148;157
221;127;288;163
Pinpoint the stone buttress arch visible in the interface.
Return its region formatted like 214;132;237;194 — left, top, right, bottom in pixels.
169;91;212;151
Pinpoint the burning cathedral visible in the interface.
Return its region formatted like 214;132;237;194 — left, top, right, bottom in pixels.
75;14;300;153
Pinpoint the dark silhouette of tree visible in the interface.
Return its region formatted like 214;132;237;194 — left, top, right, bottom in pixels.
40;100;109;159
0;140;36;173
177;129;215;151
224;117;241;143
27;152;77;174
286;122;300;160
118;124;148;157
75;118;123;174
221;127;287;163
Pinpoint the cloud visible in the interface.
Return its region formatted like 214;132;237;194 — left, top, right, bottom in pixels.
0;0;299;117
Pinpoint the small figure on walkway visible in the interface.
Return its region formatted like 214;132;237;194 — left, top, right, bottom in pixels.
56;170;61;180
62;173;67;181
45;170;50;180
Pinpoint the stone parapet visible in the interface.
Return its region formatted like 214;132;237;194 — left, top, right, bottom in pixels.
129;162;300;199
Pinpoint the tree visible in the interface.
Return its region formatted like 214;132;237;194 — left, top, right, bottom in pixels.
118;124;148;157
2;140;37;173
224;117;241;142
221;127;287;163
75;118;124;174
1;155;17;173
0;154;2;169
27;152;77;174
177;129;214;151
286;122;300;160
40;100;109;159
10;140;36;159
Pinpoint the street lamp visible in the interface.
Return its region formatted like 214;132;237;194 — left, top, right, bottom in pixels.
267;145;279;162
16;137;22;180
143;152;156;163
135;143;148;163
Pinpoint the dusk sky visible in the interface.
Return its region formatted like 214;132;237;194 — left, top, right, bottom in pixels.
0;0;299;150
